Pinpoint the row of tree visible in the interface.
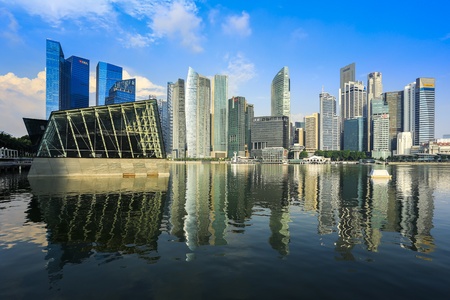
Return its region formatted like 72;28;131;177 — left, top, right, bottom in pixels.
0;132;32;156
298;149;367;161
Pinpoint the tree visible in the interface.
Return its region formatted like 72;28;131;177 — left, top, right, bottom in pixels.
300;150;309;159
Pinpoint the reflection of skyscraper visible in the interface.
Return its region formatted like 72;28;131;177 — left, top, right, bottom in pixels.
96;62;123;106
209;164;228;246
185;67;211;158
317;165;339;235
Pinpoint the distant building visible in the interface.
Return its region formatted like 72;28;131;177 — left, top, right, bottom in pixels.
46;39;89;118
305;113;319;152
171;79;186;159
211;75;228;158
371;98;390;159
415;77;435;145
185;67;211;158
105;79;136;105
403;82;416;135
320;92;339;150
444;134;450;139
340;63;355;92
228;96;249;157
343;116;365;152
397;132;413;155
251;116;289;158
96;62;123;106
271;66;290;118
384;91;403;153
367;72;383;151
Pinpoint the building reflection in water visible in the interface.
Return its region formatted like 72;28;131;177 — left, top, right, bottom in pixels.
24;163;439;283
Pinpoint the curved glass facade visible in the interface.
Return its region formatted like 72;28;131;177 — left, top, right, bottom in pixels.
271;66;290;117
213;75;228;153
46;39;66;119
37;99;165;159
96;62;123;106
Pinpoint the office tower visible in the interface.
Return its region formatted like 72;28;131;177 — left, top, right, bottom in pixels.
340;63;355;92
46;39;68;119
320;92;339;150
271;66;290;117
341;81;367;151
371;98;390;159
414;78;435;145
305;113;319;152
45;40;90;117
64;56;90;110
171;79;186;159
397;132;413;155
96;62;123;106
367;72;383;151
228;96;251;157
246;104;254;154
343;116;365;151
185;67;211;158
105;79;135;105
212;75;228;158
403;82;416;134
385;91;403;153
251;116;289;158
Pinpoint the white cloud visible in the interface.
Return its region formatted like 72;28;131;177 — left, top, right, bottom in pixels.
123;70;166;100
150;1;203;52
0;8;22;44
0;71;46;137
223;53;256;96
222;11;251;37
208;8;219;25
118;32;155;48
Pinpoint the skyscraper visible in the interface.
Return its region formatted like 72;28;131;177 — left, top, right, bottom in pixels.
105;79;136;105
185;67;211;158
414;78;435;145
96;62;123;106
340;63;356;92
343;116;365;151
271;66;290;118
319;92;339;150
212;75;228;158
171;79;186;159
403;82;416;134
164;82;174;156
228;96;249;157
385;91;403;152
371;98;390;159
64;56;90;110
305;113;319;152
45;39;89;118
367;72;383;151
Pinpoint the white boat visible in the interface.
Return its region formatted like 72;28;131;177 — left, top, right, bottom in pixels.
370;169;392;179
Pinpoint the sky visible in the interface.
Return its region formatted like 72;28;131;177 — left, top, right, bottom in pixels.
0;0;449;138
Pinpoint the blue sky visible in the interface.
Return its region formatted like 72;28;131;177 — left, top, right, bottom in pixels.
1;0;449;138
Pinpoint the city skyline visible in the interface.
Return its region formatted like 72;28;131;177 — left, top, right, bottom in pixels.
1;0;449;138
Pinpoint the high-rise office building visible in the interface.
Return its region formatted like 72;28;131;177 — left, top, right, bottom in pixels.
185;67;211;158
385;91;403;153
403;82;416;134
320;92;339;150
212;75;228;158
305;113;319;152
340;63;355;92
251;116;289;158
228;96;252;157
246;104;254;155
171;79;186;159
397;132;413;155
343;116;365;151
96;62;123;106
414;78;435;145
105;79;136;105
371;98;390;159
46;40;89;118
341;81;367;151
271;66;290;118
161;82;174;156
367;72;383;151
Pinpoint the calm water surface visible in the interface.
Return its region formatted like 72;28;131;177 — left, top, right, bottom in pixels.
1;164;450;299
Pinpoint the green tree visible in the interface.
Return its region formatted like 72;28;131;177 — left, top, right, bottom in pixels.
300;150;309;159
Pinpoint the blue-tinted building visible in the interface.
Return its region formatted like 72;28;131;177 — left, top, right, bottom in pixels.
343;116;366;151
96;62;123;106
65;56;90;110
45;39;90;118
105;79;136;105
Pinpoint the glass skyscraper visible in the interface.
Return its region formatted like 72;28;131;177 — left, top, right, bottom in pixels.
96;62;123;106
415;78;435;145
171;79;186;159
105;79;136;105
212;75;228;157
228;96;251;158
320;92;339;150
45;39;89;118
271;66;290;117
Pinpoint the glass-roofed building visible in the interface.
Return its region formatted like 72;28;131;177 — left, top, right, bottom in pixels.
37;99;165;159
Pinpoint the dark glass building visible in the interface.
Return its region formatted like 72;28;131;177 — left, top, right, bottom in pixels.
45;39;89;118
96;62;123;106
343;116;366;151
251;116;289;158
37;99;165;159
106;79;136;105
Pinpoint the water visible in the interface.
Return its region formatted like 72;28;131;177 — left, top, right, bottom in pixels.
1;164;450;299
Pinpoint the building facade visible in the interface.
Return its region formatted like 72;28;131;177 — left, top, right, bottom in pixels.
305;113;319;152
185;67;211;158
45;39;67;119
62;56;90;111
367;72;383;151
228;97;248;157
212;75;228;157
105;79;136;105
343;116;365;152
403;82;416;136
415;78;435;145
271;66;290;118
251;116;289;158
340;63;356;92
171;79;186;159
385;91;403;153
397;132;413;155
319;92;339;150
371;98;390;159
96;62;123;106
